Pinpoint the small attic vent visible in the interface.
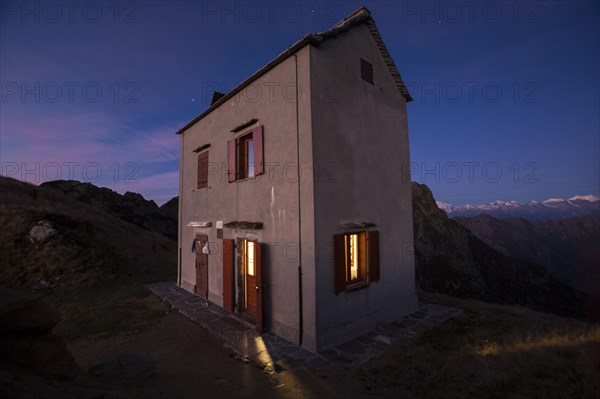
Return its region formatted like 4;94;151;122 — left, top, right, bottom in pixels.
360;58;374;84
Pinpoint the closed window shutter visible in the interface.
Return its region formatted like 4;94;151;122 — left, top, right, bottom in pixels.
333;234;346;293
197;152;209;189
361;58;374;84
222;239;235;312
253;126;264;176
368;230;380;282
227;139;236;182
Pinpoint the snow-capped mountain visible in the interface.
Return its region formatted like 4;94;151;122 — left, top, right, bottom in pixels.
437;194;600;220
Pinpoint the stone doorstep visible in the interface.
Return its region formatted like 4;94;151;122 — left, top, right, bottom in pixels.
146;282;462;371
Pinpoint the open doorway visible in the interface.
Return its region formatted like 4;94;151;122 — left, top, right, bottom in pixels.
238;238;263;330
222;238;264;331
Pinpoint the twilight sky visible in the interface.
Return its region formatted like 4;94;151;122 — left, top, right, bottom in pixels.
1;1;598;205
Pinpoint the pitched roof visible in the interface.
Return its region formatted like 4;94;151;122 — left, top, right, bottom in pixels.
177;6;412;134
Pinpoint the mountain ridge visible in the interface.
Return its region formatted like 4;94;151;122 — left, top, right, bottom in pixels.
438;194;599;220
39;180;177;239
0;176;176;289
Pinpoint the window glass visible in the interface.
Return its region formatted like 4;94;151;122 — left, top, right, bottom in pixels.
247;140;255;178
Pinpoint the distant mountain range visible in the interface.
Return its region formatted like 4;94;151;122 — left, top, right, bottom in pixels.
437;195;599;220
412;183;591;319
455;214;600;296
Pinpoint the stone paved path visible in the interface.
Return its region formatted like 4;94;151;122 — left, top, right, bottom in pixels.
146;282;462;372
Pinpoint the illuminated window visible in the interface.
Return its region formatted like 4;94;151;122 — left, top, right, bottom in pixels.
346;234;359;281
334;231;380;293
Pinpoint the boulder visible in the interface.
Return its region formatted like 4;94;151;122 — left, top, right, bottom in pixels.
28;220;57;244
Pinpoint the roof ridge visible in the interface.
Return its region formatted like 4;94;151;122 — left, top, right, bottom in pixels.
330;6;371;30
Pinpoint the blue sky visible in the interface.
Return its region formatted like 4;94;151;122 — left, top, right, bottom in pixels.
1;0;598;205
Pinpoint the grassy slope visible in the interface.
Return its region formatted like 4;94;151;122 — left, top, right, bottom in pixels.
353;292;600;399
0;176;177;340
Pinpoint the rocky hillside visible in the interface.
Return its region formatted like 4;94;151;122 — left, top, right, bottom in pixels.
0;177;176;289
40;180;177;239
455;215;600;296
411;182;589;319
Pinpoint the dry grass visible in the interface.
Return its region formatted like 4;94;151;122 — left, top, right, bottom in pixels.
358;292;600;399
41;282;172;341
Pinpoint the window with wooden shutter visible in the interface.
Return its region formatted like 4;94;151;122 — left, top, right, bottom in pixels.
238;133;254;180
333;230;380;293
228;125;264;182
197;151;209;189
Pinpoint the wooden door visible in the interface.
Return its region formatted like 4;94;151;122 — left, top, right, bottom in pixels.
222;239;235;312
194;234;208;298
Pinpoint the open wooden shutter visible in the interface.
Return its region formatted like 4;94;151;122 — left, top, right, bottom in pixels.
368;231;380;282
227;139;236;182
333;234;346;293
254;241;264;331
358;232;367;282
197;152;209;189
253;126;264;176
222;239;235;312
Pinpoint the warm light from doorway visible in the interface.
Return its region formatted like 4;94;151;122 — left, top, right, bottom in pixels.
247;241;255;276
